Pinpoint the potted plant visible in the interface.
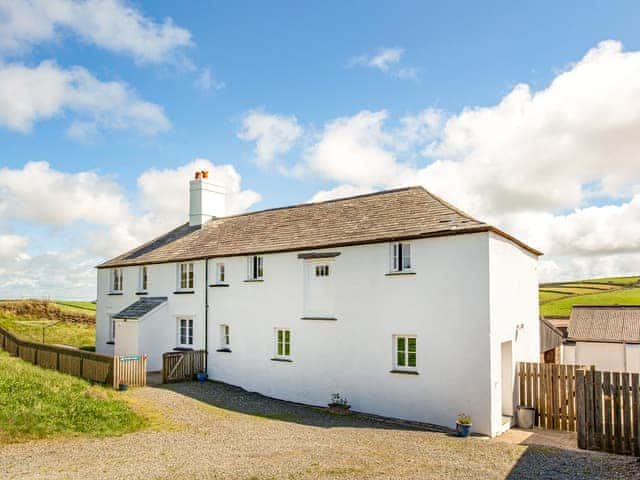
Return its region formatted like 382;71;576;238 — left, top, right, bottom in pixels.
456;413;472;437
328;393;351;414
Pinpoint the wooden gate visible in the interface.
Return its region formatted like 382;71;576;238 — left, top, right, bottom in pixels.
577;367;640;456
162;350;206;383
113;355;147;388
517;362;581;431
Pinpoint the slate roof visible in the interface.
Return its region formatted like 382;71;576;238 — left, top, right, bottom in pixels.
98;186;541;268
113;297;168;320
568;305;640;344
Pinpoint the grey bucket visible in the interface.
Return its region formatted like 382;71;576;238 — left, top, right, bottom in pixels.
516;406;535;429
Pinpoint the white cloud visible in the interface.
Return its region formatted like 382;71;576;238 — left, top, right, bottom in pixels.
349;47;418;80
0;161;128;226
0;159;261;298
194;67;225;93
0;234;28;262
0;60;170;136
352;47;404;71
237;110;303;167
309;40;640;281
308;185;373;203
0;0;192;64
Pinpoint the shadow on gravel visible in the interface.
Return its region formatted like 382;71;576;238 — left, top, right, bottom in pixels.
150;378;453;433
505;444;639;480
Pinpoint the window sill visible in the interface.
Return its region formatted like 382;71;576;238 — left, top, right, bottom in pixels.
216;348;232;353
271;357;292;362
106;341;115;345
385;271;416;277
243;279;264;283
208;283;230;288
173;347;194;351
173;290;195;294
300;316;337;321
135;291;148;296
389;369;419;375
108;292;123;296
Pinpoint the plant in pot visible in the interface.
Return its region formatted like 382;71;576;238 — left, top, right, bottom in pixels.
328;393;351;414
456;413;472;437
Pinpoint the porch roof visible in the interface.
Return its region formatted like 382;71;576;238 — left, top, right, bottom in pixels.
113;297;168;320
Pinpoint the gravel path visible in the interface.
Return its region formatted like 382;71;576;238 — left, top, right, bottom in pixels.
1;381;638;480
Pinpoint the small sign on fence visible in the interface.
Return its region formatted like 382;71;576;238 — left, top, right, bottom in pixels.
119;355;142;361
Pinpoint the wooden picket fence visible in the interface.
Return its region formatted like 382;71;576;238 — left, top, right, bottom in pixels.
577;367;640;456
517;362;581;431
0;325;146;389
162;350;206;383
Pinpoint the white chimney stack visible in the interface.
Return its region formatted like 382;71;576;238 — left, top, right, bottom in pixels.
189;170;226;227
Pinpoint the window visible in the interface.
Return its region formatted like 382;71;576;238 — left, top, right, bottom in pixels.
216;263;226;283
178;262;194;290
391;243;412;272
275;328;291;358
315;264;330;277
394;335;417;370
178;318;194;346
139;266;148;291
108;315;116;343
111;268;123;292
220;324;230;348
247;255;263;280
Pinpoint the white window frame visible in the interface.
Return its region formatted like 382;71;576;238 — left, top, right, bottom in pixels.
108;315;116;343
177;262;194;290
220;324;230;348
111;268;123;292
177;317;194;347
390;242;412;272
247;255;264;280
393;335;417;371
215;263;226;284
138;266;148;292
274;328;291;359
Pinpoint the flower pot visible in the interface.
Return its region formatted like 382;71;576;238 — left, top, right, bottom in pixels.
195;372;207;383
118;383;128;391
328;403;351;415
456;422;472;437
517;406;535;429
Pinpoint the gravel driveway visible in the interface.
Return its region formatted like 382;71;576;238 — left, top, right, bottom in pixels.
1;381;638;480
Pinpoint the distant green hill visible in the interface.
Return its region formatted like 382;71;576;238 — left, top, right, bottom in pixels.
539;276;640;317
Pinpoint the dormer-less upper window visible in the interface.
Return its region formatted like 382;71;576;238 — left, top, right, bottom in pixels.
390;242;412;272
138;266;148;291
178;262;194;290
247;255;263;280
111;268;123;292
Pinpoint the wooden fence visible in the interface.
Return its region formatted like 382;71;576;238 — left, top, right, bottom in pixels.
0;325;146;389
517;362;581;431
577;367;640;456
162;350;206;383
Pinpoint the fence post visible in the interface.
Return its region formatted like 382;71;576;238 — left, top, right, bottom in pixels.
576;368;587;449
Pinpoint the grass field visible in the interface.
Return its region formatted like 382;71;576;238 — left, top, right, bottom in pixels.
0;301;96;350
0;350;145;443
53;301;96;315
539;273;640;316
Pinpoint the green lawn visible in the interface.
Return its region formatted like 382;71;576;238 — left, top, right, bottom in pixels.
0;312;95;350
0;351;145;443
540;287;640;317
539;291;570;303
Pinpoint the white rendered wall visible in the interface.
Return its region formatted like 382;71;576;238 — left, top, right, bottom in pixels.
96;261;207;371
488;233;540;436
207;232;498;435
574;342;625;371
114;321;139;356
562;344;576;364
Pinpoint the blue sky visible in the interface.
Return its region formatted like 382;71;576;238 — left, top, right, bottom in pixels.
2;1;640;299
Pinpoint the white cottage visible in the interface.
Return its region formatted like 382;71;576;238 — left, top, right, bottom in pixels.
96;173;541;436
